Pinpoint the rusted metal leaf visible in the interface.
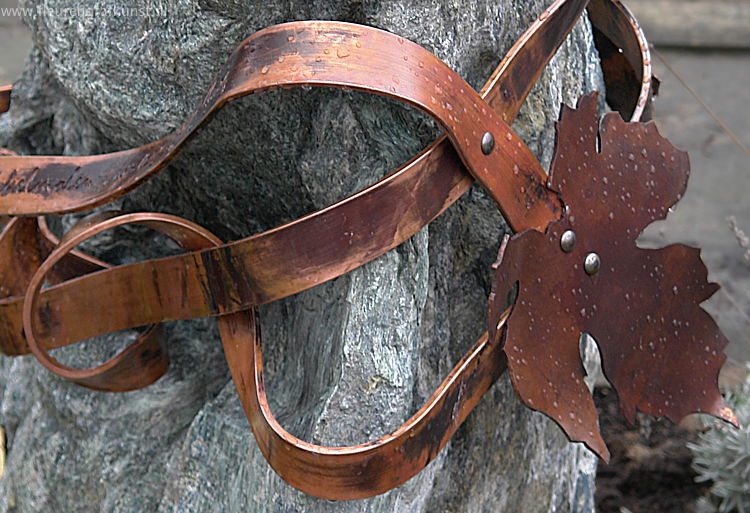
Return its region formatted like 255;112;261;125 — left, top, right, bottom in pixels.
488;92;738;461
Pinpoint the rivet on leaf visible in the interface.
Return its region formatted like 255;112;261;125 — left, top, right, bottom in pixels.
561;230;576;253
584;253;600;275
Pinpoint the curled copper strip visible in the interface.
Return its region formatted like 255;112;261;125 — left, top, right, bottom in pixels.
587;0;656;120
0;0;656;359
0;26;562;229
227;308;511;499
0;150;105;286
22;213;219;391
0;154;166;387
0;0;658;500
0;85;10;115
0;210;168;391
0;217;45;298
22;209;512;498
0;193;99;303
36;216;109;282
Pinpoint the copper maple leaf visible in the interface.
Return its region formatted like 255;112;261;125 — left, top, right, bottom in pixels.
487;93;737;460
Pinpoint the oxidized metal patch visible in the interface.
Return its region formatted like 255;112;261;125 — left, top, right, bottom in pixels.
488;93;738;460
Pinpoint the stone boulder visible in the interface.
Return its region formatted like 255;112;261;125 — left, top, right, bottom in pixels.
0;1;604;511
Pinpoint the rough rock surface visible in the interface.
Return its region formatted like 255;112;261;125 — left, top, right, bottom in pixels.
0;1;604;511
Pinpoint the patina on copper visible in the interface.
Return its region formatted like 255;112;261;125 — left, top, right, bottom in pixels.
19;206;510;499
0;0;732;502
0;0;604;498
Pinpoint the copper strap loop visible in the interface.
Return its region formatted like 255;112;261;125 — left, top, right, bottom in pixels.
22;208;513;498
36;216;110;283
225;309;510;499
0;0;652;358
0;0;657;500
586;0;656;120
0;23;559;226
21;212;217;391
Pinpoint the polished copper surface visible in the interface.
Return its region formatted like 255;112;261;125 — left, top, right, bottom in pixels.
227;306;511;499
21;212;213;391
20;206;513;498
0;0;726;501
0;0;598;356
0;21;562;229
0;0;603;497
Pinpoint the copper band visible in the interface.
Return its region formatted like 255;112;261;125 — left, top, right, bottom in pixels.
0;0;658;500
0;0;652;358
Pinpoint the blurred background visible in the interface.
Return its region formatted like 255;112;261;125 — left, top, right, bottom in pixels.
0;0;30;85
629;0;750;386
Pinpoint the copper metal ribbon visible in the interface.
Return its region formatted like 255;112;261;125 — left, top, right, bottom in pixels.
0;0;655;499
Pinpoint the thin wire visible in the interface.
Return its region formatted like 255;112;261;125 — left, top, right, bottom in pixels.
652;46;750;161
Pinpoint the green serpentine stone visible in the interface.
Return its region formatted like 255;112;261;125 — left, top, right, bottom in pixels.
0;1;604;511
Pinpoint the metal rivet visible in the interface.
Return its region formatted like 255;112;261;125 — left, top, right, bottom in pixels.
584;253;601;275
481;132;495;155
560;230;576;253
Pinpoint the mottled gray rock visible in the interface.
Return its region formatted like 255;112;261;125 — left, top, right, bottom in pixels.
0;0;605;511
